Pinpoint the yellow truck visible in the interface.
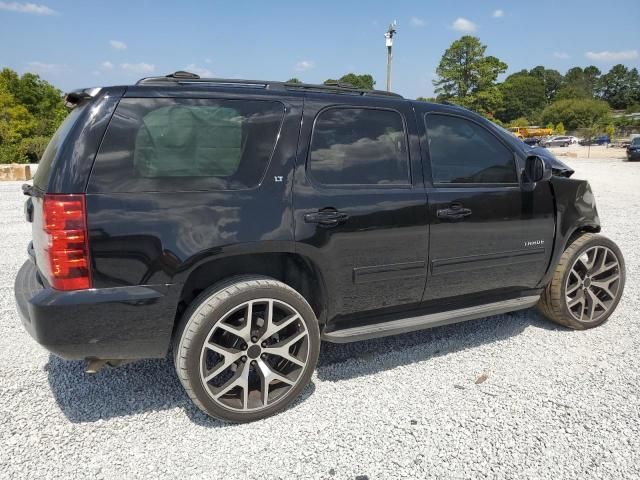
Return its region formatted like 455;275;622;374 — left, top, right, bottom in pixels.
508;126;553;139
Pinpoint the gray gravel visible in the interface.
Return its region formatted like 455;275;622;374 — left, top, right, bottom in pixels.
1;156;639;479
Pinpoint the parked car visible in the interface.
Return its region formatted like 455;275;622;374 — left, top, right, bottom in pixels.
580;135;610;146
15;72;626;422
523;137;541;146
568;136;580;144
627;137;640;161
542;136;572;147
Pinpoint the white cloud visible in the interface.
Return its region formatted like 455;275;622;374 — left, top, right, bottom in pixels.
27;61;63;73
120;62;155;74
295;60;315;72
110;40;127;50
492;9;504;18
101;61;114;70
184;63;213;78
410;16;426;27
553;51;570;59
0;2;56;15
452;17;476;33
585;50;638;62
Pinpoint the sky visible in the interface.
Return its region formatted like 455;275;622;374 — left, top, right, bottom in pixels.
0;0;638;99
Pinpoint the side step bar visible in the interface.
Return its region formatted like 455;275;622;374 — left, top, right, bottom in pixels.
322;295;540;343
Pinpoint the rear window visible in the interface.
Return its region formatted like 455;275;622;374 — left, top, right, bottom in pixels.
33;104;87;190
88;98;284;192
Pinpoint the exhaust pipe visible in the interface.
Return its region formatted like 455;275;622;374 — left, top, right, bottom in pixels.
85;358;130;374
85;359;107;374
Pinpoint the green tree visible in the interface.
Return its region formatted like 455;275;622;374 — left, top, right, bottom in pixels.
541;98;611;130
286;78;301;84
597;64;640;110
556;66;601;100
509;117;529;127
0;83;37;144
433;36;507;99
605;124;615;140
0;67;68;163
457;86;504;119
529;66;564;102
626;102;640;114
0;68;66;137
555;122;566;135
324;73;376;90
583;66;602;96
497;73;546;122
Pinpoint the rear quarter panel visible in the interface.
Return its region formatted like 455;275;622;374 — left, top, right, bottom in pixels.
86;95;302;289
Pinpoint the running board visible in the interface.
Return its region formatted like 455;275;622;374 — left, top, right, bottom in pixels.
322;295;540;343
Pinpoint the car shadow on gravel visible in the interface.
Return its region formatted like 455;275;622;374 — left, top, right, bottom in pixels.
45;353;316;427
46;308;558;424
316;308;562;382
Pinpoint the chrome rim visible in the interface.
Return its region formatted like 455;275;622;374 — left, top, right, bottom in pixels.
199;298;309;412
565;246;621;323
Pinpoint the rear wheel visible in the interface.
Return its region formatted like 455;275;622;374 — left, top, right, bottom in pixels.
538;233;625;329
174;277;320;422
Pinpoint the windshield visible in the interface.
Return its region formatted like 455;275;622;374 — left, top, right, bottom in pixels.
632;138;640;146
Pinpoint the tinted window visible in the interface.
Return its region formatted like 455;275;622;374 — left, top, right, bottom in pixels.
33;103;87;190
425;114;517;184
309;108;409;186
89;98;284;192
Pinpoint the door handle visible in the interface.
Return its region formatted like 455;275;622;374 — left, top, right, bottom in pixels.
437;204;472;221
304;209;349;227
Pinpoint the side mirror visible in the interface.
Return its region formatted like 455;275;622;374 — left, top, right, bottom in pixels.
524;155;551;184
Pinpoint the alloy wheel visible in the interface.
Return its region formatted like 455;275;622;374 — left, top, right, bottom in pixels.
199;298;310;412
565;246;622;323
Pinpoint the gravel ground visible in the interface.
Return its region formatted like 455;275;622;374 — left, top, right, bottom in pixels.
1;156;639;480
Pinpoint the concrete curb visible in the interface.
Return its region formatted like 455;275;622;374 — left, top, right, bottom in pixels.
0;164;32;181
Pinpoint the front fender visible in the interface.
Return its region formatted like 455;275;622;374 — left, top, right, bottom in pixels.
538;177;601;287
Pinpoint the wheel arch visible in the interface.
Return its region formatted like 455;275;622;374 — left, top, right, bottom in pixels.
173;252;328;331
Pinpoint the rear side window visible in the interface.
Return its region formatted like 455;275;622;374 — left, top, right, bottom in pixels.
308;107;409;186
425;114;517;184
89;98;284;192
33;104;87;190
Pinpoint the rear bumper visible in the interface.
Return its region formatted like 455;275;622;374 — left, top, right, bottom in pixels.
14;260;177;360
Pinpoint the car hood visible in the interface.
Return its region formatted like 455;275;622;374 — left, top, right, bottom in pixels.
527;146;574;177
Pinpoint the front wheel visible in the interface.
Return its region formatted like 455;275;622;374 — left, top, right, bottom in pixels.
538;233;625;329
174;277;320;422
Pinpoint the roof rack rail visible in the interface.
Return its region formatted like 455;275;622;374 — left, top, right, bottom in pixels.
136;71;403;98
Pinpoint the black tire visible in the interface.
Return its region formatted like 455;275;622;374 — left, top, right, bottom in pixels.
538;233;625;329
174;276;320;422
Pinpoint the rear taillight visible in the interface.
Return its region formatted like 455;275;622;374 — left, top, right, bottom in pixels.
40;194;91;290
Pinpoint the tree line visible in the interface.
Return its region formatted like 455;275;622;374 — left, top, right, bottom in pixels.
2;37;639;164
0;68;67;164
424;35;640;133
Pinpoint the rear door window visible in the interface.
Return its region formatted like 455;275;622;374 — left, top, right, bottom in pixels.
308;107;410;186
88;98;284;192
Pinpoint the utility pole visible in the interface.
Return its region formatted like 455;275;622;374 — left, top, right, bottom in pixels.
384;21;397;92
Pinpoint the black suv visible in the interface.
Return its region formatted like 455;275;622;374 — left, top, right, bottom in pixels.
15;72;626;422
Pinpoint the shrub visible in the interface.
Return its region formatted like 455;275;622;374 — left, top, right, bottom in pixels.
541;98;611;131
0;143;29;164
